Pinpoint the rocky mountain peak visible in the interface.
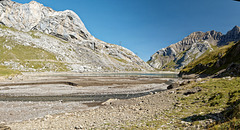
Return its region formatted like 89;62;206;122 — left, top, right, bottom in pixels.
232;25;240;30
218;25;240;46
168;30;222;53
225;25;240;37
0;0;92;41
187;31;204;38
148;26;240;70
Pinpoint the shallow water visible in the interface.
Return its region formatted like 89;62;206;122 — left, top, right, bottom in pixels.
40;72;179;78
85;73;178;78
0;73;177;102
0;88;166;102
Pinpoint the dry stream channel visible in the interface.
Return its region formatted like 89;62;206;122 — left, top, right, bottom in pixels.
0;72;178;123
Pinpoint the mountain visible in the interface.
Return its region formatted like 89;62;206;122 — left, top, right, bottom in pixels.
0;0;152;73
219;26;240;46
179;41;240;77
148;26;240;70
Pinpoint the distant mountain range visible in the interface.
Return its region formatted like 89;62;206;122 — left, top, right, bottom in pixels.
148;26;240;71
0;0;152;73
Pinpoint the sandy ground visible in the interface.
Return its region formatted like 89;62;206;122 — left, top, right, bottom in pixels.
0;72;179;129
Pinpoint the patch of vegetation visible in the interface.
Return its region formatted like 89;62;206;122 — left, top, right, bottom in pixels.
0;36;69;73
28;31;41;39
114;57;128;63
119;78;240;129
0;24;18;32
20;61;68;72
161;60;177;71
0;37;56;61
180;42;237;75
0;65;20;76
211;117;240;129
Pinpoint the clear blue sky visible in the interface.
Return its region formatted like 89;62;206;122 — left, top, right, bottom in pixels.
14;0;240;61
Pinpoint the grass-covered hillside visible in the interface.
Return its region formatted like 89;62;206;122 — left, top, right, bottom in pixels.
180;41;240;77
0;25;69;76
122;77;240;129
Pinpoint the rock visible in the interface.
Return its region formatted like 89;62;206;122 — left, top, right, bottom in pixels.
179;80;191;86
168;91;175;94
167;83;179;89
183;87;202;96
74;125;83;129
0;125;11;130
196;78;202;82
148;26;240;70
102;99;118;106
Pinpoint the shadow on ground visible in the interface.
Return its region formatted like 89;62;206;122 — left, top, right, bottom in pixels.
181;99;240;128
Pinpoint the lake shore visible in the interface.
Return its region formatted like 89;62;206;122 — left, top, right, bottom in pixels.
0;72;181;129
6;83;180;129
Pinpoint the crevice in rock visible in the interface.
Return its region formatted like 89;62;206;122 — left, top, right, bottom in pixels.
50;32;69;41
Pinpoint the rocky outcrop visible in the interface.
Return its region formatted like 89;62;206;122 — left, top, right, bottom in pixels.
0;0;152;72
148;26;240;70
0;0;92;41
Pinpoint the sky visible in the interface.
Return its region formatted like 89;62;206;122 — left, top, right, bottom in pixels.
14;0;240;61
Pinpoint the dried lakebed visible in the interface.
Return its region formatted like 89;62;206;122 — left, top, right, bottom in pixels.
0;72;178;123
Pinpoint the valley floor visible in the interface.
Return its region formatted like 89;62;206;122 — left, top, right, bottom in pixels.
1;73;239;129
5;83;177;130
0;72;176;129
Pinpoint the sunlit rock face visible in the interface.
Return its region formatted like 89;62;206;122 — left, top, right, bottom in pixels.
0;0;92;41
148;26;240;70
0;0;153;72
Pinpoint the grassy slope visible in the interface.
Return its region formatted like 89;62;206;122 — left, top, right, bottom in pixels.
0;65;20;76
180;42;238;75
0;25;69;76
123;78;240;129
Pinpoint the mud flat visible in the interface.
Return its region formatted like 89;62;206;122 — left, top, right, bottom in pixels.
7;85;179;130
0;72;179;128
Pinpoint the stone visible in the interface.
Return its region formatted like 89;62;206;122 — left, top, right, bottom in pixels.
179;80;191;86
167;83;179;89
74;125;83;129
183;87;202;96
102;99;118;106
0;125;11;130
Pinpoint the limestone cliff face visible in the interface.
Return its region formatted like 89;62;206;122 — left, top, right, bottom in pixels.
148;26;240;70
0;0;92;41
0;0;152;72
